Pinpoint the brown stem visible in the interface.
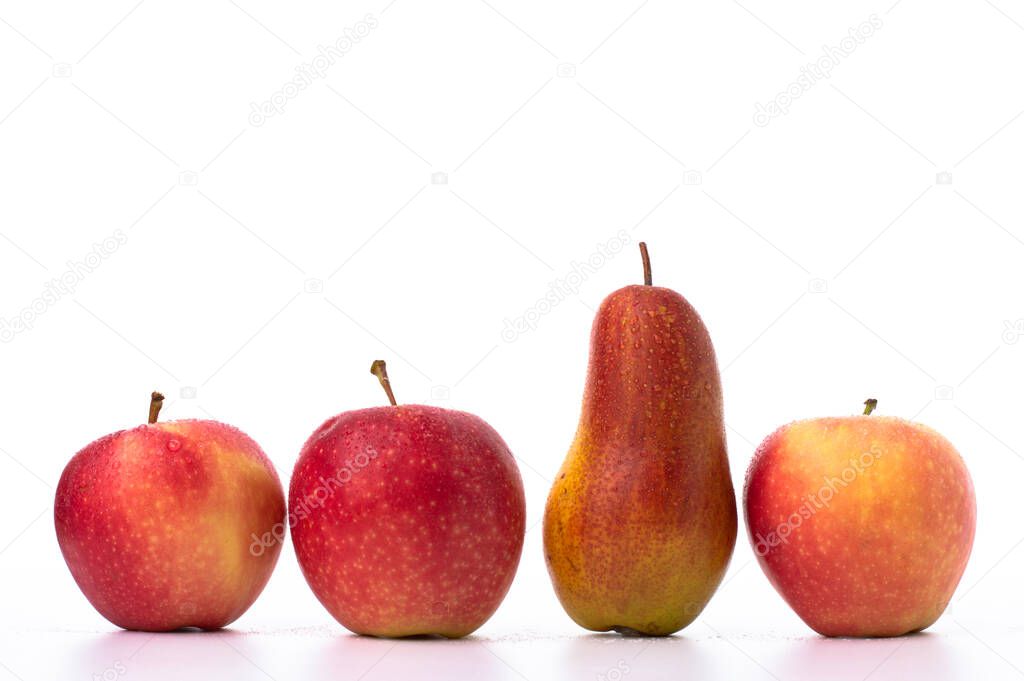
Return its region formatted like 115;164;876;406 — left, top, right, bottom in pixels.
639;242;652;286
370;360;398;406
863;398;878;416
148;392;165;424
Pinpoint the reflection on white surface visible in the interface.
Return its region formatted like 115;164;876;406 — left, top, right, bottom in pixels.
1;621;1011;681
773;633;965;681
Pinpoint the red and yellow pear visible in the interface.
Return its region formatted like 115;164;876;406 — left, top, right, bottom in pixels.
544;243;737;636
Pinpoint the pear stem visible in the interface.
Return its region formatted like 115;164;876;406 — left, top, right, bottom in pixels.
863;398;878;416
639;242;652;286
370;360;398;406
148;392;165;424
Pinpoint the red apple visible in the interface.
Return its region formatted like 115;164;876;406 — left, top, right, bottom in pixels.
54;393;286;631
289;361;526;638
744;400;976;637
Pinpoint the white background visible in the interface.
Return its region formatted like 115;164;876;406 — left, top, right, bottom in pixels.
1;1;1023;679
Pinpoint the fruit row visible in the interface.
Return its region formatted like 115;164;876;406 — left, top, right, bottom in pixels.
53;243;976;639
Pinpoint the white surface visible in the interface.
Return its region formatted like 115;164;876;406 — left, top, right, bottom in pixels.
1;0;1023;679
2;623;1023;681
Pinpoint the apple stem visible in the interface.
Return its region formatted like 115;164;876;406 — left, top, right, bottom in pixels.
370;360;398;406
639;242;652;286
148;391;165;424
863;398;878;416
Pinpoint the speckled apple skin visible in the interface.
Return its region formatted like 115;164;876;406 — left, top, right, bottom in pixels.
54;420;286;631
744;416;976;637
289;405;526;638
543;284;737;636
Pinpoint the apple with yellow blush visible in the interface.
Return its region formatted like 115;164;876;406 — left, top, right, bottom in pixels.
744;399;976;637
54;392;286;631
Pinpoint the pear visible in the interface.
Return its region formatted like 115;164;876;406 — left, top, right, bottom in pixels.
543;243;737;636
